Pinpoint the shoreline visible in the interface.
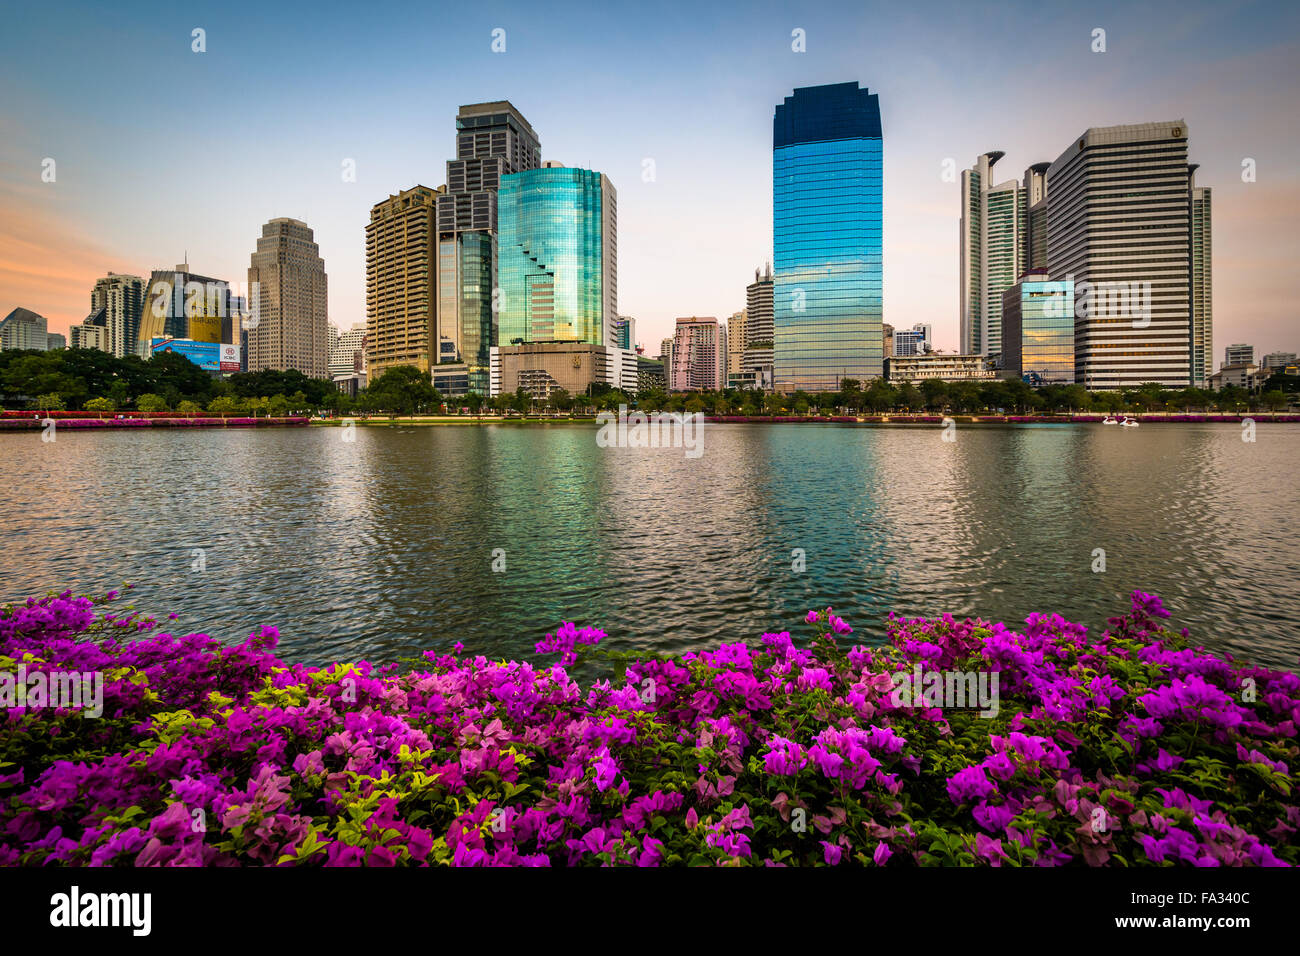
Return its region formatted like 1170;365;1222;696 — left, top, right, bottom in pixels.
0;413;1294;430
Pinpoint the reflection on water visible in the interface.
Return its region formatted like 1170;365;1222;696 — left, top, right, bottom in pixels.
1;423;1296;671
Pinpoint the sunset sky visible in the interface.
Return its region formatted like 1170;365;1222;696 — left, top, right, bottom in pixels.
2;0;1296;358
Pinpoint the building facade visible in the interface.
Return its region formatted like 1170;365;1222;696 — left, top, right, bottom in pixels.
613;316;636;351
0;308;48;351
138;265;230;358
1224;343;1253;368
489;341;634;399
742;263;774;390
886;353;997;385
497;166;617;348
670;316;727;391
436;101;541;393
773;82;883;392
1190;179;1213;387
87;273;145;357
329;322;367;378
365;186;440;378
247;219;329;377
1046;121;1203;389
1000;272;1076;385
960;152;1029;358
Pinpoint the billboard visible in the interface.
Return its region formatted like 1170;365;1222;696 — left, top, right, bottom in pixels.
219;343;241;372
150;337;219;372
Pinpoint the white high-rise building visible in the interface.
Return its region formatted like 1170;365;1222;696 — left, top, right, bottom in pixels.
960;152;1027;358
1047;121;1206;389
329;322;367;377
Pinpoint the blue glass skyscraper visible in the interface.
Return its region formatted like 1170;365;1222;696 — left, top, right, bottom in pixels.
773;82;883;392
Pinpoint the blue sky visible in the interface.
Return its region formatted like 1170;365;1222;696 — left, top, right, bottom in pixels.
2;0;1297;356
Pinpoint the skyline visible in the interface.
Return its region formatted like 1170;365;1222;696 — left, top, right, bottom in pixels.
2;0;1298;357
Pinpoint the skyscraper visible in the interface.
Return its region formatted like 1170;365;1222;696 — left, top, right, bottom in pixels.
496;166;616;347
773;82;883;392
1023;163;1051;275
1190;174;1213;387
960;152;1028;358
1047;121;1203;389
246;218;329;378
743;263;774;390
88;273;145;358
365;185;440;377
436;101;541;393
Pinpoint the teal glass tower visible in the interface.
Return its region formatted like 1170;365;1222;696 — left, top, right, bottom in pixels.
497;167;616;346
773;82;883;392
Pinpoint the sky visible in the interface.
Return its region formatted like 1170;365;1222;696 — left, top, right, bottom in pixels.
1;0;1297;358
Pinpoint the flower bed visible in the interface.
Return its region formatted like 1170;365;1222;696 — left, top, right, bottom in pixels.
0;590;1294;867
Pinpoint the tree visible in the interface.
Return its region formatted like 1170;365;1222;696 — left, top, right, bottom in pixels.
136;393;169;413
896;383;922;412
176;400;203;415
464;391;485;415
363;365;439;415
266;394;291;417
207;395;244;416
84;396;116;412
1262;389;1288;412
548;387;571;412
920;379;948;411
1061;384;1091;412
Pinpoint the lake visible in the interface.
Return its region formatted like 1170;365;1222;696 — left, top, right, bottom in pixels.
1;422;1296;670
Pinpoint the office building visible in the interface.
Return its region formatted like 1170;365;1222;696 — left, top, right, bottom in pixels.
670;316;726;391
497;165;617;347
1046;121;1205;388
365;186;440;377
960;152;1031;358
70;309;107;351
436;101;541;393
1023;163;1050;275
882;323;893;358
773;82;883;392
1001;270;1075;385
893;329;926;358
137;264;231;357
45;332;65;350
912;323;933;353
0;308;49;351
246;219;329;377
886;353;997;385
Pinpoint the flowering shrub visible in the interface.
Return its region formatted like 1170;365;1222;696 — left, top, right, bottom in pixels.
0;589;1295;866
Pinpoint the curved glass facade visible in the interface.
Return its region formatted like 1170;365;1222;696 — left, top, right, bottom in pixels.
773;83;883;392
497;167;614;346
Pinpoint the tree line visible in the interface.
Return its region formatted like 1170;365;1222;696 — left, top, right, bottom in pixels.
0;348;1293;416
